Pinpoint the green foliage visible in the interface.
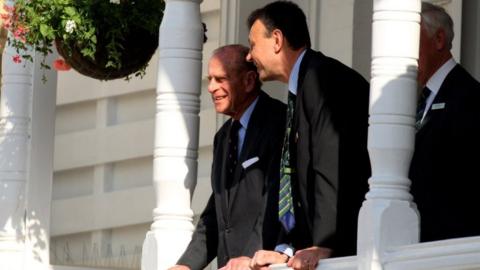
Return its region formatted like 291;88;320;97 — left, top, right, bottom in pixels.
3;0;165;79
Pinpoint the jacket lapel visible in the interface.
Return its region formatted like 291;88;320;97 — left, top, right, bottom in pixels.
290;49;321;217
227;93;267;210
417;90;444;132
292;49;318;141
217;120;231;223
417;65;457;133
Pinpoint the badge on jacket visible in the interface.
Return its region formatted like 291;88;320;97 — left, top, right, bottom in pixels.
431;103;445;110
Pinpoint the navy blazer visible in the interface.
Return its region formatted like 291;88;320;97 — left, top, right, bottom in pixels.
410;64;480;242
177;91;286;269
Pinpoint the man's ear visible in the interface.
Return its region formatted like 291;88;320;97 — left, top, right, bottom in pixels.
272;29;284;53
244;70;257;93
434;28;447;51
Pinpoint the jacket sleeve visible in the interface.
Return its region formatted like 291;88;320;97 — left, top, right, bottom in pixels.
303;70;340;250
176;194;218;270
310;98;339;249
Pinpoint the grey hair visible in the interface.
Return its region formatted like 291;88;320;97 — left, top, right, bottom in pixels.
421;2;454;50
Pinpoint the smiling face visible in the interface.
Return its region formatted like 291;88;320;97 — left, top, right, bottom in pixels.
246;19;279;82
207;55;254;119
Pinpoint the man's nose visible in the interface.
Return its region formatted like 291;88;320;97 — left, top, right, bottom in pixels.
246;52;252;62
207;80;216;93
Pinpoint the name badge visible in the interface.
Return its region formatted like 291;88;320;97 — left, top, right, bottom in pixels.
431;103;445;110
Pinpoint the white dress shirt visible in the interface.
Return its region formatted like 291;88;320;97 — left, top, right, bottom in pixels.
237;96;259;158
421;57;456;121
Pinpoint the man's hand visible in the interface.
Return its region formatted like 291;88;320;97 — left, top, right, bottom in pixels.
219;256;251;270
250;250;289;270
168;265;191;270
287;246;332;270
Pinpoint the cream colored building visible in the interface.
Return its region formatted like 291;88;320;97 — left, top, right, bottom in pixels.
2;0;480;270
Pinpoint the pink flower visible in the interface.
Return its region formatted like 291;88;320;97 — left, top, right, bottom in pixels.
1;8;12;29
3;20;11;29
12;54;21;63
1;13;10;21
3;4;15;13
53;58;71;71
13;27;23;37
13;25;27;42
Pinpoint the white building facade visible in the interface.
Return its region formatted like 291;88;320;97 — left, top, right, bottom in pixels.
1;0;480;270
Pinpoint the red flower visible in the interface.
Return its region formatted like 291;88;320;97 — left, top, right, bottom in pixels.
53;58;71;71
12;54;21;63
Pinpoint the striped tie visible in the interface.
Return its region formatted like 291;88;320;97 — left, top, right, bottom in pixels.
415;87;432;130
279;91;296;232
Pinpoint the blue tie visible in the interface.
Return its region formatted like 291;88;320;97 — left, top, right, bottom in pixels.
279;92;296;232
415;87;432;129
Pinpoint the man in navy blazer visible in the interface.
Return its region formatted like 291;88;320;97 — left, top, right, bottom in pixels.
246;2;370;269
410;2;480;242
169;45;285;270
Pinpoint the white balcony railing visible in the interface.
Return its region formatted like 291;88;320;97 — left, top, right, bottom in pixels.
269;237;480;270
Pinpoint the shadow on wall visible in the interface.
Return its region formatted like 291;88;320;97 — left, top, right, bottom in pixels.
367;62;419;200
27;212;48;264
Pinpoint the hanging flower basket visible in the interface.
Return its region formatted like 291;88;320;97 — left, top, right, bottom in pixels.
55;27;158;80
1;0;165;81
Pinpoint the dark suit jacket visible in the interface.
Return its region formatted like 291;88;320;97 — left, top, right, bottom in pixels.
281;49;370;257
410;64;480;242
177;91;286;269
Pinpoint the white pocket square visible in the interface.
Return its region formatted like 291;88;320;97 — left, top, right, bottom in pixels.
242;157;259;169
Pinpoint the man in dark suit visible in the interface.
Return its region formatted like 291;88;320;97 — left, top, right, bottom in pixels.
168;45;285;270
246;2;370;269
410;2;480;242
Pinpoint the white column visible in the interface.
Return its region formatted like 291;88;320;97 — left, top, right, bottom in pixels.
25;50;58;269
358;1;421;270
0;22;34;270
141;0;203;269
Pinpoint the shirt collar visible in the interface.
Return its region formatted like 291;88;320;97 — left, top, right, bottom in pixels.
425;57;456;96
239;96;259;129
288;49;307;96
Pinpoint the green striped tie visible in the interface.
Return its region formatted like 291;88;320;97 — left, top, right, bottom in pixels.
279;91;296;232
